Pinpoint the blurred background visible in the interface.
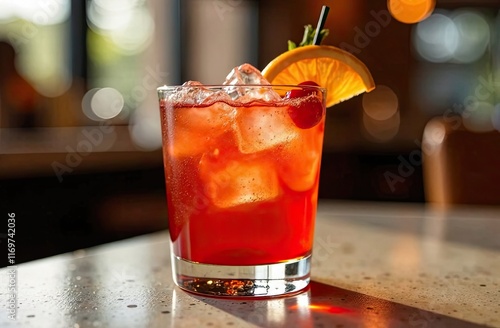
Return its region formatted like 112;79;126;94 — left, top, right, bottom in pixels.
1;0;499;265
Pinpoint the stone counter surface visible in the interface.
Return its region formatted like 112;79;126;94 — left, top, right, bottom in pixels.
0;201;499;327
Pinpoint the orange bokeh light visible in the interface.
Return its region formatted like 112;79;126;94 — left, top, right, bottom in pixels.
388;0;436;24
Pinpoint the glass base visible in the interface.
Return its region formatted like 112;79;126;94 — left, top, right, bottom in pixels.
171;254;311;297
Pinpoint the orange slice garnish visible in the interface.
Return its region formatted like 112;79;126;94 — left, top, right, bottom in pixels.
262;45;375;108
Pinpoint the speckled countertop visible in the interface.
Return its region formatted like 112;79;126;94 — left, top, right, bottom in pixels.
1;201;499;328
312;202;500;327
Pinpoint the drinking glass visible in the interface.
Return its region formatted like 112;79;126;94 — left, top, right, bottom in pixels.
157;84;326;297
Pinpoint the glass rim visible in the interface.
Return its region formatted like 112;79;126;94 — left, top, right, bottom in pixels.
157;84;326;93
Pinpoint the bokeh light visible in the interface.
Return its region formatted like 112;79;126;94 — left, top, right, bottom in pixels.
129;113;162;151
388;0;436;24
0;0;71;97
87;0;154;55
0;0;70;25
462;102;495;132
81;88;124;121
362;85;399;121
81;88;101;121
19;32;72;97
91;88;124;119
109;7;154;54
413;10;490;64
422;119;446;147
0;2;16;22
414;12;458;63
452;11;490;63
362;85;400;142
87;0;136;31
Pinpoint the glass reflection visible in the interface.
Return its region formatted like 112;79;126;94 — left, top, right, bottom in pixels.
178;286;358;328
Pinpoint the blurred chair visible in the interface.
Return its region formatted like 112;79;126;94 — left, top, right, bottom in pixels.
422;116;500;206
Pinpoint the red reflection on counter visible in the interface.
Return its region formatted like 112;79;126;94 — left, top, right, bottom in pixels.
290;303;352;314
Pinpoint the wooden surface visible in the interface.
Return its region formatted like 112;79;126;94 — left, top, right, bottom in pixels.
1;201;499;328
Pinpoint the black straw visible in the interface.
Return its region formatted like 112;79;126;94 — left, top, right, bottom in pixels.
313;5;330;45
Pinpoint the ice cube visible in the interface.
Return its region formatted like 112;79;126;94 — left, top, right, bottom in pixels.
234;105;299;154
223;64;281;102
166;81;208;105
164;98;234;158
166;81;232;105
199;149;280;208
224;64;270;85
278;129;323;191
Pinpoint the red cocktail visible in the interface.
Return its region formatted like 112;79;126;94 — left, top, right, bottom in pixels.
158;64;325;297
